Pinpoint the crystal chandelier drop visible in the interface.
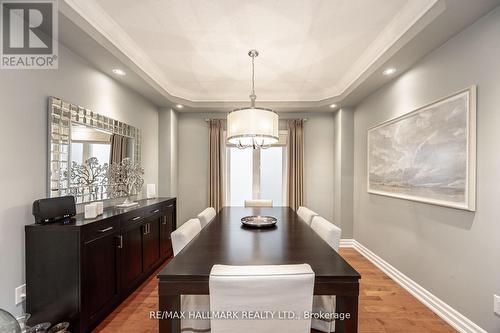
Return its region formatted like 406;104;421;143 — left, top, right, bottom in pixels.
227;50;279;149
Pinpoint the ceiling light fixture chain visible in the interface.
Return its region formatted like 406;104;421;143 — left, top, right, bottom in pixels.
249;49;258;107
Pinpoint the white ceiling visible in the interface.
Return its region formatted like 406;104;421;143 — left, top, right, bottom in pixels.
64;0;440;102
60;0;500;110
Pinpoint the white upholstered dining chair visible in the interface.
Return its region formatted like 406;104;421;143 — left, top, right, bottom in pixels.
244;199;273;207
310;216;342;252
297;206;319;226
310;215;342;332
171;218;202;256
170;218;210;333
209;264;315;333
197;207;216;228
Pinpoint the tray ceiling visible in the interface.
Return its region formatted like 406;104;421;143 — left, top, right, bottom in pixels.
64;0;441;103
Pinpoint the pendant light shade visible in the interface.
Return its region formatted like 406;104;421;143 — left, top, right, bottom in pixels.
227;107;279;146
227;49;279;149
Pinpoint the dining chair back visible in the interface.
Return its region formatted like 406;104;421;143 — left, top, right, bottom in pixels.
197;207;217;228
171;218;202;256
310;216;342;332
310;216;341;251
171;218;210;332
209;264;314;333
244;199;273;207
296;206;319;226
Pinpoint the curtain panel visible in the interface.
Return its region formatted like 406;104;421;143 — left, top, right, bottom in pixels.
209;119;225;211
110;134;127;164
287;119;305;210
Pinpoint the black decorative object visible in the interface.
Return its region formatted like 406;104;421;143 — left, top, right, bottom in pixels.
32;196;76;224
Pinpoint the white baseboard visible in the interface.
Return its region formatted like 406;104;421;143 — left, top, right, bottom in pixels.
339;239;487;333
339;238;356;248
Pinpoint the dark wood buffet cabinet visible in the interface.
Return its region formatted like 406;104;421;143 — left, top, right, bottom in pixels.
25;197;176;333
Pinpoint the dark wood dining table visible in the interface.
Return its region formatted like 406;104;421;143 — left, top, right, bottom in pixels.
157;207;361;333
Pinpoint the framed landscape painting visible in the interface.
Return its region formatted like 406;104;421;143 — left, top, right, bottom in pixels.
367;86;476;211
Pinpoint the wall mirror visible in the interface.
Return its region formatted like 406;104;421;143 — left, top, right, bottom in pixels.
48;96;141;204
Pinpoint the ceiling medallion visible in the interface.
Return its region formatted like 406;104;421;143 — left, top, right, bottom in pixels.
227;50;279;149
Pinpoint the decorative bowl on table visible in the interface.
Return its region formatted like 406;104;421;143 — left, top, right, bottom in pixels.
241;215;277;228
15;313;31;333
0;308;22;333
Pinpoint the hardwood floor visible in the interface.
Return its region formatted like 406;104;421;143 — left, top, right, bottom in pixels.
340;248;456;333
93;248;456;333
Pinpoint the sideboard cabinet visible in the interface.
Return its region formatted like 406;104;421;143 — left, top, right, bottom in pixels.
25;197;176;333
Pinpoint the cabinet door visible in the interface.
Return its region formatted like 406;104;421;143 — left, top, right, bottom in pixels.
120;224;143;292
160;206;175;259
142;218;160;272
83;233;119;321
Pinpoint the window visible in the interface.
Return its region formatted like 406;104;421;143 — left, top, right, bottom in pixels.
260;147;284;204
70;142;111;165
89;143;111;164
226;132;287;206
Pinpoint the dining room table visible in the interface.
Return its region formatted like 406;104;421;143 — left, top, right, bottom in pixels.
157;206;361;333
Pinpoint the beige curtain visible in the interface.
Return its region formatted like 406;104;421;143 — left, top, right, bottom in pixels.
209;120;224;212
110;134;127;164
287;119;304;210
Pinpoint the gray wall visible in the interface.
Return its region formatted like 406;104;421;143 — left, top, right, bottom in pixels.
298;113;335;225
0;45;159;316
334;108;354;238
353;7;500;332
176;112;335;226
176;113;215;225
158;108;178;197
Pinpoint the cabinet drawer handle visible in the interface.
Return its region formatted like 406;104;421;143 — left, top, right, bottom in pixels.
131;216;141;221
151;209;160;214
117;235;123;249
162;221;167;225
167;205;174;208
97;226;113;233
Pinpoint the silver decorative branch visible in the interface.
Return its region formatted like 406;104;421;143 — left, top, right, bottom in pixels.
107;158;144;199
66;157;108;187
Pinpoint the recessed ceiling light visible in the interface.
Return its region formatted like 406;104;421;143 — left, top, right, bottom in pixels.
329;104;337;109
383;68;396;76
112;68;126;76
176;104;183;109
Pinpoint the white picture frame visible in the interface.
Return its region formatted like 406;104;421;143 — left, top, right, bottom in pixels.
367;86;476;211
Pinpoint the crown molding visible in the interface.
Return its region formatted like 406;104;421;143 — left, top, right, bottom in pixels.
332;0;445;99
61;0;444;104
61;0;181;96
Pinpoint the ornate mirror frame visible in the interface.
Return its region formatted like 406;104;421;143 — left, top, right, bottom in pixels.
47;96;141;204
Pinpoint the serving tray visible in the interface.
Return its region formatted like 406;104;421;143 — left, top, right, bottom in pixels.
241;215;277;228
